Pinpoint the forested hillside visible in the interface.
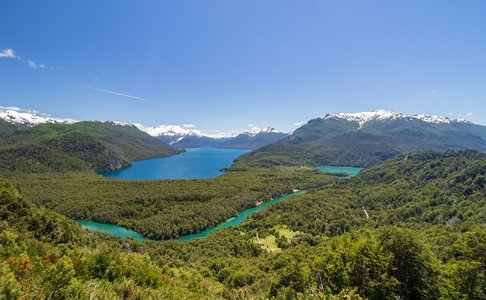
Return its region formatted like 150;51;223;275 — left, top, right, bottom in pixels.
0;121;180;174
0;180;226;298
153;150;486;299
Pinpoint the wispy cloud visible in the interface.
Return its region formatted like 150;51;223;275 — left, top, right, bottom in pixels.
27;60;45;69
466;112;474;117
183;124;195;128
0;48;16;58
293;121;304;126
430;89;440;100
247;123;254;127
78;85;150;102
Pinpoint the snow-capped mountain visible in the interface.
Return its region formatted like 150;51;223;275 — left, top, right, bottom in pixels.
133;124;287;149
134;124;205;138
239;109;486;168
324;109;469;128
133;124;238;146
242;127;279;137
105;120;134;127
135;124;284;139
0;107;76;126
0;106;284;150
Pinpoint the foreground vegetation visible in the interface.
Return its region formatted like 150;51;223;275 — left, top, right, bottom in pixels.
0;180;222;299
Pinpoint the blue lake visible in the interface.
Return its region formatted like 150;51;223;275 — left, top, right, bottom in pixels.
102;147;250;180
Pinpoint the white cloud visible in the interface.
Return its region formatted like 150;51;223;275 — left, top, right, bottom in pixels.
293;121;304;126
430;89;437;94
0;48;16;58
0;49;49;69
466;112;474;117
183;124;196;128
247;123;254;127
27;60;45;69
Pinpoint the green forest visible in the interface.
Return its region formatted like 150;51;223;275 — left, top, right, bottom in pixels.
1;149;485;299
11;167;330;240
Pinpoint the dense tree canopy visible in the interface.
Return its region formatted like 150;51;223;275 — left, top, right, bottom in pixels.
1;150;486;299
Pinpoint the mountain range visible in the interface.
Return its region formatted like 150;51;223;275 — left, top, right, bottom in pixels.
0;107;288;150
3;107;486;170
235;109;486;168
139;125;288;150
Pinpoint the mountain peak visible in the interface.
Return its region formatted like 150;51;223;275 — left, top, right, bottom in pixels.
242;127;279;137
133;123;236;139
324;109;469;127
0;106;76;126
134;124;204;138
103;120;135;127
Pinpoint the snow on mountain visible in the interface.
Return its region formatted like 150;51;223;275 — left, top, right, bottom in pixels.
133;123;236;139
324;109;469;128
0;106;76;126
105;120;134;127
134;124;203;137
0;106;282;140
242;127;279;137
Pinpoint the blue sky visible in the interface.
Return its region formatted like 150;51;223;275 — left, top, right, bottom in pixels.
1;1;486;132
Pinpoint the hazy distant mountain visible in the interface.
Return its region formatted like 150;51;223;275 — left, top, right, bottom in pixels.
135;124;288;150
218;128;288;150
132;124;228;146
235;110;486;168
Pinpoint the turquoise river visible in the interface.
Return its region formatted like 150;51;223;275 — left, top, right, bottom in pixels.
77;165;362;241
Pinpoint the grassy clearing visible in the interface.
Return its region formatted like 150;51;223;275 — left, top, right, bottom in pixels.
253;225;302;252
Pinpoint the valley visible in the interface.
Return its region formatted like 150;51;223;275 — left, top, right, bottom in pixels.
3;3;486;298
76;165;361;241
0;108;485;299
